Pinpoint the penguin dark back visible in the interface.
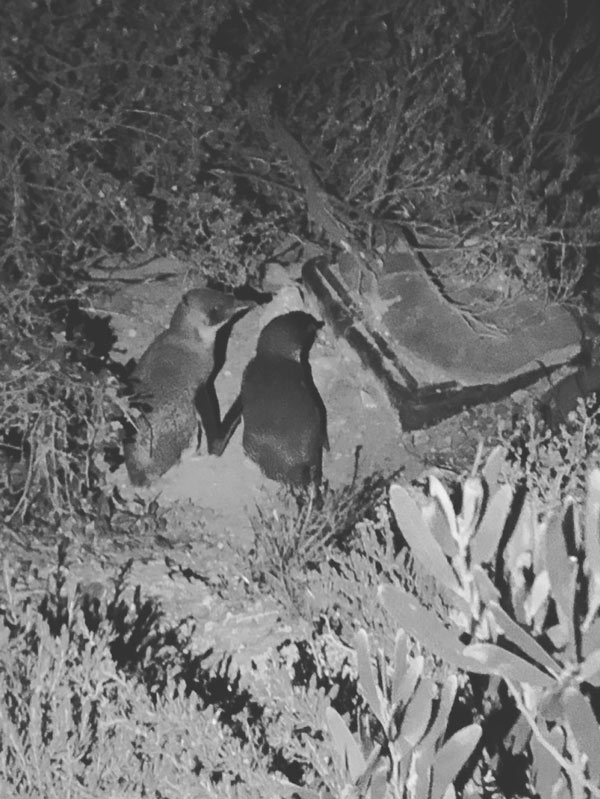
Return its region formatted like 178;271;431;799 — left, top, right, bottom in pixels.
124;288;248;485
240;311;328;487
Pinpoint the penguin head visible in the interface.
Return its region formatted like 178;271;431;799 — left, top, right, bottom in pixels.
170;288;251;343
255;311;324;360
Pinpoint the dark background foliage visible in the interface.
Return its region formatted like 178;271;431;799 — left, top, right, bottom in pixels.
3;0;600;291
2;0;600;520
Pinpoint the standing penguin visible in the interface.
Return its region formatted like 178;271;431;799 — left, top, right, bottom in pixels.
124;288;248;485
239;311;328;487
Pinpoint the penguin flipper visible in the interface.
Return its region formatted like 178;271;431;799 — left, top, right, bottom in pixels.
217;392;243;454
196;388;243;456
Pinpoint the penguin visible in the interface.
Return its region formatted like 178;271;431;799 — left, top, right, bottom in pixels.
124;288;249;485
237;311;328;487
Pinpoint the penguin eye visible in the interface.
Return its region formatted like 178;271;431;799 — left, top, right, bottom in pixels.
210;304;230;326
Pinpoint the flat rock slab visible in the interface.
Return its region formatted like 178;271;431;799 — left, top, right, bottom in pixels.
304;237;582;429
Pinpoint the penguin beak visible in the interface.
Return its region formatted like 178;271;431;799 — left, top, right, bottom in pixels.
210;298;254;327
227;300;254;325
235;298;256;312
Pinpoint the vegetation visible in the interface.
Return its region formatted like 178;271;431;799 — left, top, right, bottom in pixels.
2;0;600;796
4;446;600;797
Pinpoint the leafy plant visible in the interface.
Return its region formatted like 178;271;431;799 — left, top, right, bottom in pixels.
319;629;481;799
248;473;393;615
0;327;122;528
0;548;359;797
505;400;600;502
382;450;600;799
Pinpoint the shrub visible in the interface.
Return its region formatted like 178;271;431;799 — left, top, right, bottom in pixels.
248;0;600;297
0;0;287;286
0;548;358;797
